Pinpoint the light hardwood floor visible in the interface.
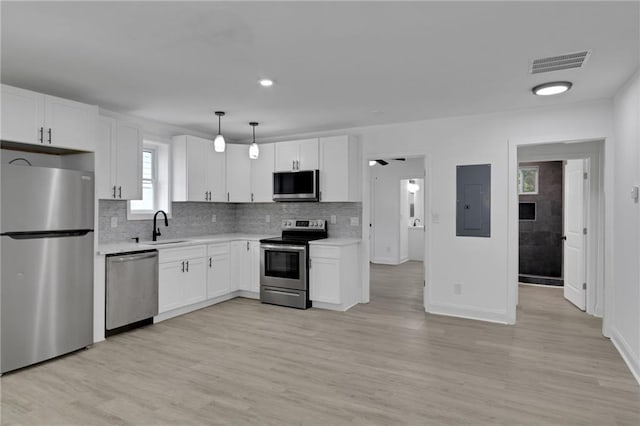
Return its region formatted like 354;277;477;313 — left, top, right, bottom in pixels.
2;261;639;425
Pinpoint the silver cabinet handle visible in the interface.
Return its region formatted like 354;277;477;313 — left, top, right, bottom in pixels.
296;160;299;170
209;257;212;268
251;193;254;202
261;244;306;251
309;258;312;268
48;128;52;144
227;192;230;202
186;260;189;272
246;241;250;251
292;160;295;170
205;191;208;201
39;127;44;143
181;261;185;273
112;185;117;198
118;186;122;198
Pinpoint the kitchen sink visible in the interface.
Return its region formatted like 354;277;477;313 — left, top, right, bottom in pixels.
145;239;188;246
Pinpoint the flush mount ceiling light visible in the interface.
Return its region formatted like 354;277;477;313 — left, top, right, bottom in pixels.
408;179;420;194
531;81;572;96
369;160;377;166
249;122;259;160
213;111;226;152
259;79;274;87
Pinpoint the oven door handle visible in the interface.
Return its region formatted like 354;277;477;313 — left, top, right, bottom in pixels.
261;244;306;251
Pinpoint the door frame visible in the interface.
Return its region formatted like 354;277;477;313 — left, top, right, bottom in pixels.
508;138;606;326
361;153;431;310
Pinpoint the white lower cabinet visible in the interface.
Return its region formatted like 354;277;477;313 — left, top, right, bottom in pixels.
158;245;207;313
207;243;230;298
309;242;360;311
230;240;260;292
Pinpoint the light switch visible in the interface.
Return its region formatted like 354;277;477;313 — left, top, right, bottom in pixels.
265;215;271;223
211;214;217;223
110;217;118;228
431;212;440;224
330;215;337;224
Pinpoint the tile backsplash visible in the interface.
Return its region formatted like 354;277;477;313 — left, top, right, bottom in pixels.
98;201;362;244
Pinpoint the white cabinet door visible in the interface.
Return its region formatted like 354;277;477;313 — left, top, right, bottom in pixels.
44;95;94;150
208;148;227;202
226;144;251;202
115;121;142;200
319;135;349;202
208;252;230;298
159;261;185;313
250;241;261;292
186;137;210;202
95;116;117;199
297;138;319;170
251;143;275;202
230;240;252;291
309;257;341;304
275;140;299;171
182;257;207;306
0;85;44;145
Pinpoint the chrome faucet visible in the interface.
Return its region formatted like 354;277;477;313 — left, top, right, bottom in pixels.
152;210;169;241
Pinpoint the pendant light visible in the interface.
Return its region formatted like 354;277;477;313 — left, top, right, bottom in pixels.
249;122;260;159
213;111;226;152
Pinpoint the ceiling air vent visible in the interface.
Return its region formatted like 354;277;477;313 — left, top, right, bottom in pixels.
530;50;590;74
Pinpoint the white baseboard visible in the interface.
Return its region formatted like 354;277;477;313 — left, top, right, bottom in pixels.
371;257;401;265
610;327;640;386
312;300;359;312
427;301;510;325
154;291;257;323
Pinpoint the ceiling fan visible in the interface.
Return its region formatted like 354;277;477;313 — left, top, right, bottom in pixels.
370;158;406;166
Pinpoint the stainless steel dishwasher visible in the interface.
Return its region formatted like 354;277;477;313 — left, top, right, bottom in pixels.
106;250;158;336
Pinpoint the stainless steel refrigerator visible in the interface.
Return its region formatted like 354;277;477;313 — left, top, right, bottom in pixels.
1;164;94;374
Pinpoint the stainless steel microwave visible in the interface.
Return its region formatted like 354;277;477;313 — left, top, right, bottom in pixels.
273;170;319;202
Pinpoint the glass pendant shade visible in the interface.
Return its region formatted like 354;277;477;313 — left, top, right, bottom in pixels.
249;142;259;159
214;134;225;152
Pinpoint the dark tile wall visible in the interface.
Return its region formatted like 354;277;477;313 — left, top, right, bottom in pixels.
519;161;563;278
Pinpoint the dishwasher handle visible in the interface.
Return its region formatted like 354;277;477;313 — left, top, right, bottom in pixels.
110;252;158;263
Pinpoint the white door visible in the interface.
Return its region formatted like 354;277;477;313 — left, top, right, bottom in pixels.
95;117;116;199
309;256;340;304
563;159;587;310
186;137;209;202
0;85;44;145
250;241;261;292
297;138;319;170
226;145;251;202
182;257;207;307
274;140;299;171
44;95;93;150
250;143;275;202
115;121;142;200
208;148;227;202
158;261;185;313
207;253;231;298
319;136;349;202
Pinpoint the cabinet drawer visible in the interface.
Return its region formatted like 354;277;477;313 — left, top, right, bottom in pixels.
159;245;206;263
207;242;229;256
310;245;340;259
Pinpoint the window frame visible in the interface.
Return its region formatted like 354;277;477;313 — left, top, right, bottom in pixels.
127;137;172;221
518;166;539;195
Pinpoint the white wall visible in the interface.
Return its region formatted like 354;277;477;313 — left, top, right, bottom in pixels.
370;158;424;264
611;69;640;383
399;180;409;263
359;99;613;324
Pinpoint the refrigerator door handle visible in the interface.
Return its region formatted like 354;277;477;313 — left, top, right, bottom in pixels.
1;230;93;239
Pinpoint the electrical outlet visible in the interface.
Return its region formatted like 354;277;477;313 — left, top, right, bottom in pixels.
350;217;359;226
453;283;462;295
110;217;118;228
432;212;440;224
330;215;337;224
265;215;271;223
211;214;217;223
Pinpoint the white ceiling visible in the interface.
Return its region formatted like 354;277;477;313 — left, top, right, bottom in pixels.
2;1;638;141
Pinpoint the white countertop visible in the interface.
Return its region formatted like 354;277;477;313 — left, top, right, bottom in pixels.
97;233;277;255
309;238;361;247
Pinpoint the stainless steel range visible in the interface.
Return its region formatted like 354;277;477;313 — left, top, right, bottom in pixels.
260;219;327;309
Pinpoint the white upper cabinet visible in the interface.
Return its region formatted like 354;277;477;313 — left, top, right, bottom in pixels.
274;138;319;171
1;85;96;151
250;143;275;203
173;135;226;202
226;144;251;203
319;135;361;202
95;116;142;200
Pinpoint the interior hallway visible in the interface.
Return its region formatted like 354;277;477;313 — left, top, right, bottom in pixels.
1;262;639;425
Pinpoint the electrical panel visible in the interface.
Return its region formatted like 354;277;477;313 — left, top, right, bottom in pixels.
456;164;491;237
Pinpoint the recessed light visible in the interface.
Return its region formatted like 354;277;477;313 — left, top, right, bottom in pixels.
369;160;377;166
532;81;572;96
259;79;274;87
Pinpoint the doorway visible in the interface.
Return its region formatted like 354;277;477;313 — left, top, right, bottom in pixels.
509;140;605;324
367;156;426;309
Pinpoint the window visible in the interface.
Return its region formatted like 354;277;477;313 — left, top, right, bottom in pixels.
130;149;156;213
128;139;172;220
518;166;539;194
